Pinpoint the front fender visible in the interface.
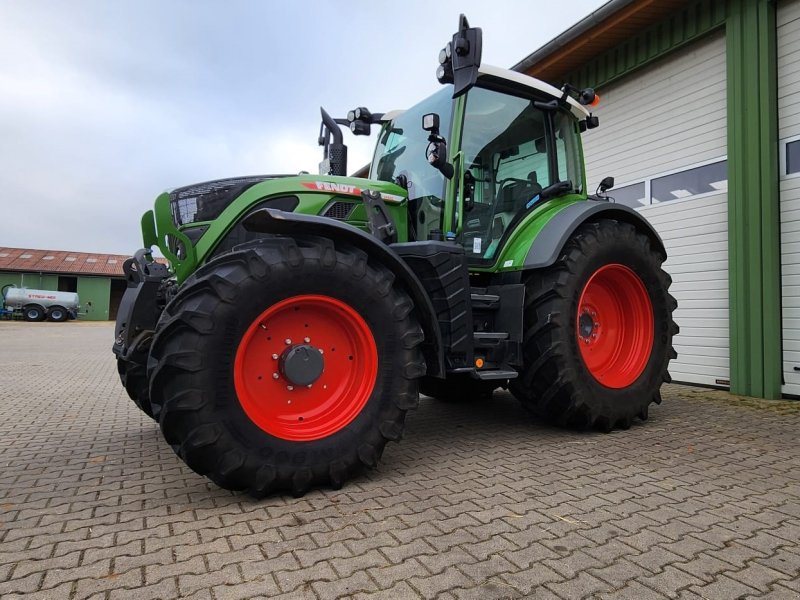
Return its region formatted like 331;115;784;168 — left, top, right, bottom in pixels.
243;208;445;377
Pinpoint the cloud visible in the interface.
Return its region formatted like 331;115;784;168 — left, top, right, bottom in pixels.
0;0;607;254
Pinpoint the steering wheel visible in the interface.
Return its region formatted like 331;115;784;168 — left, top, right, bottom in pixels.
497;177;530;193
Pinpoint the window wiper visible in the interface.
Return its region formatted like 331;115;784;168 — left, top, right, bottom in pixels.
525;180;573;209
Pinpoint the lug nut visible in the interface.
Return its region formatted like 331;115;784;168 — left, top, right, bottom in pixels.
272;353;278;360
307;384;312;389
287;385;294;391
285;339;292;345
304;337;310;343
272;373;279;379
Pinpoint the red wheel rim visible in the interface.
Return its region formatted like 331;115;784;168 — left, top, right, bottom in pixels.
234;295;378;441
576;264;654;388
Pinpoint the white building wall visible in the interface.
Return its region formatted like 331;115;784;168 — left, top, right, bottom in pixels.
778;0;800;395
581;32;730;387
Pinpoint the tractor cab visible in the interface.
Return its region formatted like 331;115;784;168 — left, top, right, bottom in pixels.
370;80;588;263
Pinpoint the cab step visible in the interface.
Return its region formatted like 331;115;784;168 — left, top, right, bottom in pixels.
470;292;500;310
473;331;509;346
473;369;518;381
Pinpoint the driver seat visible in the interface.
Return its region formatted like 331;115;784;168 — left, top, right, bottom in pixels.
495;171;542;228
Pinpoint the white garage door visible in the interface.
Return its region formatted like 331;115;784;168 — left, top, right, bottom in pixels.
581;31;729;387
778;0;800;396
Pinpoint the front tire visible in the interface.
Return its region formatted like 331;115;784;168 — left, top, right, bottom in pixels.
510;219;677;431
147;236;425;496
117;357;155;419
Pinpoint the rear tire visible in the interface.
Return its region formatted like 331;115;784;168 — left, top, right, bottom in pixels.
510;219;677;431
147;236;425;496
46;306;68;322
23;305;45;322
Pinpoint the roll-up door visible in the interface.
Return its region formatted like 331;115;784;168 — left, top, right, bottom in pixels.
778;0;800;395
581;31;729;387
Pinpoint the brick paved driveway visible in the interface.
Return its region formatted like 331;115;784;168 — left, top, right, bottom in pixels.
1;321;799;599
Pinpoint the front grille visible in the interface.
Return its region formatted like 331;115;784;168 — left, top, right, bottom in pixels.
323;201;356;220
169;175;291;225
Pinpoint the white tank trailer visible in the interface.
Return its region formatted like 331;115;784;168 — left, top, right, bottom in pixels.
2;287;80;322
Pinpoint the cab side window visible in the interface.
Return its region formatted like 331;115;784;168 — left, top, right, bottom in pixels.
460;88;551;259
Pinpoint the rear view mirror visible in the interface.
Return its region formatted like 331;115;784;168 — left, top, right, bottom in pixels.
436;14;483;98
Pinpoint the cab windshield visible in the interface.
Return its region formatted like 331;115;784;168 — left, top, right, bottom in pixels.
370;87;453;240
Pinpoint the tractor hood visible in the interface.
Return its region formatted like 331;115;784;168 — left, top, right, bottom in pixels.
144;173;409;283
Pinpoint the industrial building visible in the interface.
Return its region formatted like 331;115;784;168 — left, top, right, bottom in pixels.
514;0;794;399
0;247;128;321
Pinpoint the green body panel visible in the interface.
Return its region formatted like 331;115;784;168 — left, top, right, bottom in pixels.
726;0;780;399
77;277;111;321
445;95;468;237
149;175;408;283
470;195;586;273
141;210;158;249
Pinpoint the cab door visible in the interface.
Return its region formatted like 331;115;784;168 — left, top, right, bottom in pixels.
453;86;582;265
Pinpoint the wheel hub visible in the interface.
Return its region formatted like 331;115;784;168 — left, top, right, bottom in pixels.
578;311;596;340
280;344;324;386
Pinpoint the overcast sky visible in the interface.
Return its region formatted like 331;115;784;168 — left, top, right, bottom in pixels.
0;0;607;254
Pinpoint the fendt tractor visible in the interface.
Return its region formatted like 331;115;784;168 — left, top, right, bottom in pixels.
114;16;677;496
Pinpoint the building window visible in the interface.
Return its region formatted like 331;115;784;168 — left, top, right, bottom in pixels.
787;140;800;176
611;182;647;208
651;160;727;203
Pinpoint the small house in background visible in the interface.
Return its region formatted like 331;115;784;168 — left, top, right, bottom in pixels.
0;247;129;321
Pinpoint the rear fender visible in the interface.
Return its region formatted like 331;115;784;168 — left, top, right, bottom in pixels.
243;208;444;377
523;201;666;269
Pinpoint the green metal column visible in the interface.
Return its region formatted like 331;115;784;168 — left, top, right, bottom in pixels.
726;0;780;398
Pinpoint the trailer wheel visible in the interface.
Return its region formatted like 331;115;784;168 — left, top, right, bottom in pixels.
510;219;677;431
22;304;45;322
117;358;155;419
148;236;425;496
46;306;68;322
419;375;496;402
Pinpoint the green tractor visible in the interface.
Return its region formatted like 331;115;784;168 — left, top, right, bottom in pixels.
114;16;677;496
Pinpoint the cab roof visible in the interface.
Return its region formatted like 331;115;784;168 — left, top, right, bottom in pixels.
380;65;591;122
477;64;590;119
